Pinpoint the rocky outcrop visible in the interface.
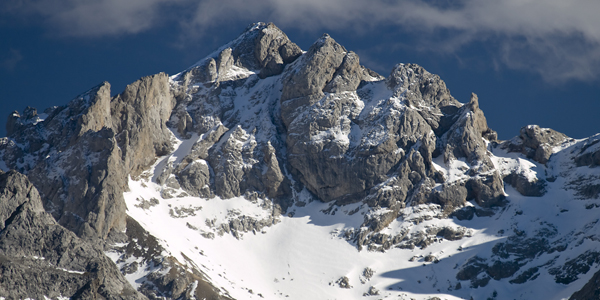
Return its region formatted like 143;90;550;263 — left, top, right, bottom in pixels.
0;73;176;241
0;170;145;299
502;125;570;164
503;172;546;197
111;73;176;177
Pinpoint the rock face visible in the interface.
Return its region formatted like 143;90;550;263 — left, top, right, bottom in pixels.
0;73;175;241
0;170;145;299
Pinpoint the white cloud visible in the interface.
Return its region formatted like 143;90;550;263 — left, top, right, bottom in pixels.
2;0;180;37
4;0;600;81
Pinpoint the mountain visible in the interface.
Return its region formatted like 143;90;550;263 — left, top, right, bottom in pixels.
1;22;600;300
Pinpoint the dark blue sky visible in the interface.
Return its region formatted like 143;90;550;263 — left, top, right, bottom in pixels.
1;0;599;140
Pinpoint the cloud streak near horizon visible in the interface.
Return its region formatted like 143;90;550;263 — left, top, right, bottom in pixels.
4;0;600;82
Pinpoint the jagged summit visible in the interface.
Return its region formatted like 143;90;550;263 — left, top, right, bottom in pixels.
177;22;302;84
1;22;600;300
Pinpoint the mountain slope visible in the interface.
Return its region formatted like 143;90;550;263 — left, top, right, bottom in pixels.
1;22;600;300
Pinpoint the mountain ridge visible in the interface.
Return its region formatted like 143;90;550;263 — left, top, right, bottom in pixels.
1;22;600;300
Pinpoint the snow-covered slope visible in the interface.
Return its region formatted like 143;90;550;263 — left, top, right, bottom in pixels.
2;22;600;300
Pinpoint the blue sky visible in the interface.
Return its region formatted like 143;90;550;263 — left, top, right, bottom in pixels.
1;0;599;139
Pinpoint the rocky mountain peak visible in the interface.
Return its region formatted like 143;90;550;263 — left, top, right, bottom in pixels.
2;22;600;300
179;22;302;86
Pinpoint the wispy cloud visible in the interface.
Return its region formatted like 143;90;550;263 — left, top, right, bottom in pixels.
1;49;23;71
187;0;600;82
4;0;600;82
2;0;181;37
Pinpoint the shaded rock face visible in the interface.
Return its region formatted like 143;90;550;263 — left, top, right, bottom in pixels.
0;73;175;241
0;170;145;300
570;267;600;300
573;135;600;168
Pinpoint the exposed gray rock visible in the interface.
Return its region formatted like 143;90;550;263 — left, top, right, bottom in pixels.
208;126;257;198
441;93;496;172
465;172;506;208
262;141;287;198
323;51;363;93
386;63;464;137
177;160;212;198
111;72;176;177
0;170;145;299
503;172;546;197
281;34;346;101
502;125;570;164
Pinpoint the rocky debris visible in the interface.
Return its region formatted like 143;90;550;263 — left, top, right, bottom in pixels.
205;211;279;240
509;267;540;284
134;197;160;210
456;225;566;288
548;250;600;284
360;267;375;284
435;226;467;241
363;286;380;296
456;256;492;288
423;254;439;263
140;256;233;300
0;170;145;299
336;276;352;289
356;214;471;252
502;125;570;164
